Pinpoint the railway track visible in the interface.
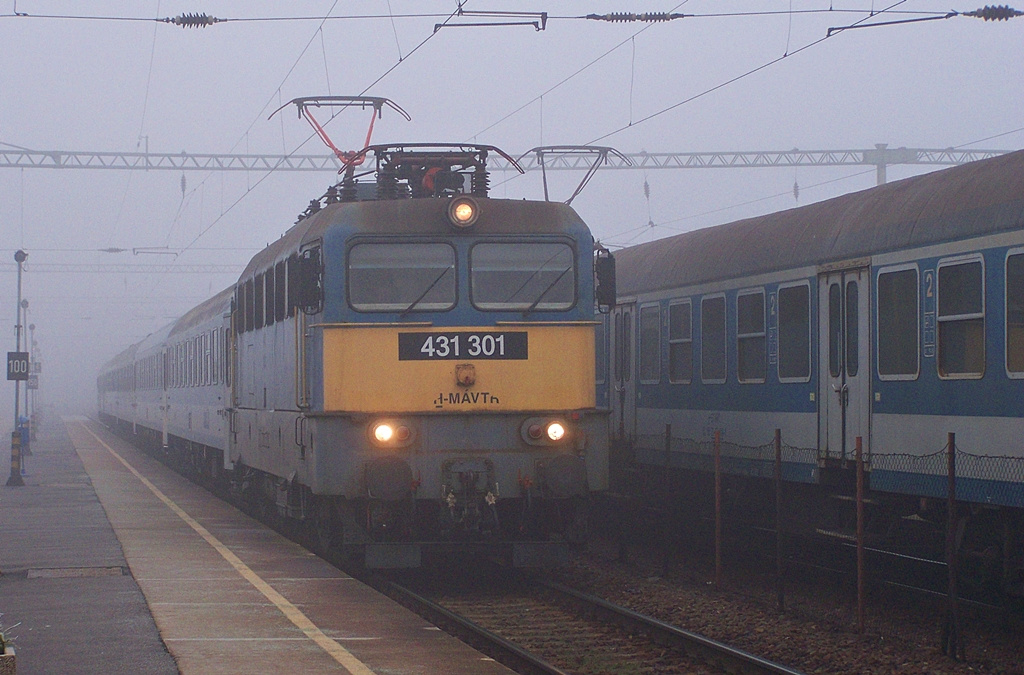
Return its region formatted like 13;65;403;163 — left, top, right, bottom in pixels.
369;565;805;675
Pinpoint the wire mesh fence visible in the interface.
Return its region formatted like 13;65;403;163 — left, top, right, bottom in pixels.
871;444;1024;508
632;431;819;482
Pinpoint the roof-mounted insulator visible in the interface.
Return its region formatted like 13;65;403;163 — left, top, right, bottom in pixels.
962;5;1023;20
164;13;223;29
586;12;686;22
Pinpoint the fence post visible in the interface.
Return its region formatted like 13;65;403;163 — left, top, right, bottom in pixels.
775;428;784;613
856;436;865;634
942;431;963;660
714;429;722;587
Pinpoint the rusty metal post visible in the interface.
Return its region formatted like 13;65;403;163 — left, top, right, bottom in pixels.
942;432;963;660
714;429;722;586
856;436;865;634
775;428;784;613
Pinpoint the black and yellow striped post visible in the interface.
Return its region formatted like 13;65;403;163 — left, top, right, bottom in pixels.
6;430;24;487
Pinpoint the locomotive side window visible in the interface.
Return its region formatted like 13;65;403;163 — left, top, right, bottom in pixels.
244;279;254;334
1007;252;1024;376
669;300;692;384
264;268;276;327
286;254;299;318
275;260;287;322
471;242;575;311
254;273;265;329
777;283;810;381
937;257;985;378
701;295;726;383
349;243;456;312
737;290;766;383
639;304;661;383
877;267;918;379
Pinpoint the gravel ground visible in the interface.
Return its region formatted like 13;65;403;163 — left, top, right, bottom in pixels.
556;537;1024;674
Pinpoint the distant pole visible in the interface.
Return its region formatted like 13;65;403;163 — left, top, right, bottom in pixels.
714;429;722;586
774;428;785;613
7;249;27;487
19;299;30;457
856;436;866;634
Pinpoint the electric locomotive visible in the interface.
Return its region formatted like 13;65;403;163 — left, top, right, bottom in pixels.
100;142;613;569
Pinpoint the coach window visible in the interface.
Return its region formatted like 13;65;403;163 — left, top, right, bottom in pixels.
669;300;692;384
778;283;810;381
349;243;456;312
1007;252;1024;376
701;295;726;383
877;267;918;379
471;242;575;311
845;281;859;377
938;256;985;378
737;290;766;383
639;304;661;383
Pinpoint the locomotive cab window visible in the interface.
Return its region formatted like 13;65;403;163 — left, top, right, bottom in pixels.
669;300;693;384
938;256;985;378
737;290;766;383
1007;252;1024;377
471;242;575;311
348;243;456;312
877;266;919;380
639;304;661;383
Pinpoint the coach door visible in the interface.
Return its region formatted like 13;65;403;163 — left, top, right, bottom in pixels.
610;303;637;440
818;267;871;462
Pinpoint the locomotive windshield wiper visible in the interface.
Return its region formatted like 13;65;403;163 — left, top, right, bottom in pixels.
400;265;454;316
522;265;572;317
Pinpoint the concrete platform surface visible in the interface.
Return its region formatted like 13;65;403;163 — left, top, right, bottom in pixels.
1;416;513;674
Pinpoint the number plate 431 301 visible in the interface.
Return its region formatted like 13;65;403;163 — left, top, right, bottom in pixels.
398;332;528;361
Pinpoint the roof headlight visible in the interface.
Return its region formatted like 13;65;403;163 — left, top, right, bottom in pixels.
447;196;479;228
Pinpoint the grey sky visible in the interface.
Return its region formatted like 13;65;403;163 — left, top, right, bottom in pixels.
1;0;1021;413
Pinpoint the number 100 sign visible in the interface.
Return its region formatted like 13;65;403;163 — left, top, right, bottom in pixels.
7;352;30;381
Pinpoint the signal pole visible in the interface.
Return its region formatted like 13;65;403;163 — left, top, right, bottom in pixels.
7;249;27;486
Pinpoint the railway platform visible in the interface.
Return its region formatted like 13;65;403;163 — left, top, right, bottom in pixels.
0;415;512;674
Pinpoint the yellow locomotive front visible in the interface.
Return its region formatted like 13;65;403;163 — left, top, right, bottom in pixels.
286;147;612;566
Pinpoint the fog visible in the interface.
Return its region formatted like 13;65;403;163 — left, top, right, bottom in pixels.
1;0;1021;418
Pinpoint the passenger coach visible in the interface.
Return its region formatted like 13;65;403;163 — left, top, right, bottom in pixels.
608;150;1024;592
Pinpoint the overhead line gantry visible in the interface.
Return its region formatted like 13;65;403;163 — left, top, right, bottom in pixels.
0;143;1010;184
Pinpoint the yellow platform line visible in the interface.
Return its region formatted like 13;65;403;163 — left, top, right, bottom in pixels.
79;422;376;675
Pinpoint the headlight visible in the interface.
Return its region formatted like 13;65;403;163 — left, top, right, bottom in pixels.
373;423;394;443
447;196;479;228
546;422;566;442
521;417;571;446
369;420;415;447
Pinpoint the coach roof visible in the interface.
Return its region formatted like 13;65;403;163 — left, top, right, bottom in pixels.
615;149;1024;296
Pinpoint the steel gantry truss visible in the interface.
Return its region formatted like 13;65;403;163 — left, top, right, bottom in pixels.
0;143;1010;184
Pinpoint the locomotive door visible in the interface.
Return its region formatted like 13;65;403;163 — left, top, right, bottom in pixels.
817;267;871;462
609;303;637;440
